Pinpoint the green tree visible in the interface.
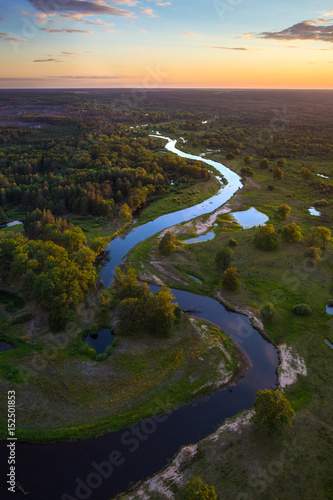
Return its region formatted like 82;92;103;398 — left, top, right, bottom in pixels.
254;224;279;250
277;204;291;219
281;223;303;243
215;248;234;271
117;297;143;337
159;231;177;255
244;155;253;165
273;167;284;180
118;203;132;221
251;389;295;434
90;237;110;255
145;285;177;336
180;477;218;500
112;267;151;302
222;267;240;291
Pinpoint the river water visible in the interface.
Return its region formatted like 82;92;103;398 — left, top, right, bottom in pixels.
0;136;278;500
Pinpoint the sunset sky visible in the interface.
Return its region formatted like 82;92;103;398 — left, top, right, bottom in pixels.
0;0;333;88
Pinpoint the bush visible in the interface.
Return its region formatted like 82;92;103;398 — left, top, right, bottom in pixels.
304;246;322;263
277;204;291;219
259;158;270;169
222;267;240;291
281;223;303;243
254;224;279;250
240;166;254;177
314;199;328;208
273;167;284;180
226;152;234;160
180;477;218;500
6;367;23;383
96;353;108;362
10;313;33;325
90;323;98;336
309;226;332;249
215;247;234;271
300;166;311;179
277;158;287;168
229;238;239;247
260;303;275;322
79;344;97;360
292;304;312;316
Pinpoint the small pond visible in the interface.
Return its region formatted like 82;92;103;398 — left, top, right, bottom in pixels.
0;341;15;353
186;274;203;284
309;207;320;216
324;339;333;349
230;207;269;229
84;328;115;354
0;220;23;229
183;230;216;244
326;303;333;315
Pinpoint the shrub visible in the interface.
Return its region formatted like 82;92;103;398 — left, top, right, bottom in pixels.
281;223;303;243
96;353;108;362
180;477;218;500
244;155;253;165
260;303;275;322
277;158;287;169
314;199;328;208
79;343;97;360
300;166;311;179
277;204;291;219
240;166;254;177
222;267;240;291
259;158;270;169
309;226;332;249
304;246;322;262
90;323;98;336
273;167;284;180
254;224;279;250
229;238;239;247
292;304;312;316
226;152;234;160
215;247;234;271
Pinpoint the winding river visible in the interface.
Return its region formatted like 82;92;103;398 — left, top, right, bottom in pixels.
0;137;278;500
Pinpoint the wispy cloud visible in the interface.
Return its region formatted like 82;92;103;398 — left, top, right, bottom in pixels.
33;58;63;63
27;0;134;17
212;46;250;51
45;75;134;79
139;7;157;17
258;20;333;43
0;32;29;43
41;28;93;34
